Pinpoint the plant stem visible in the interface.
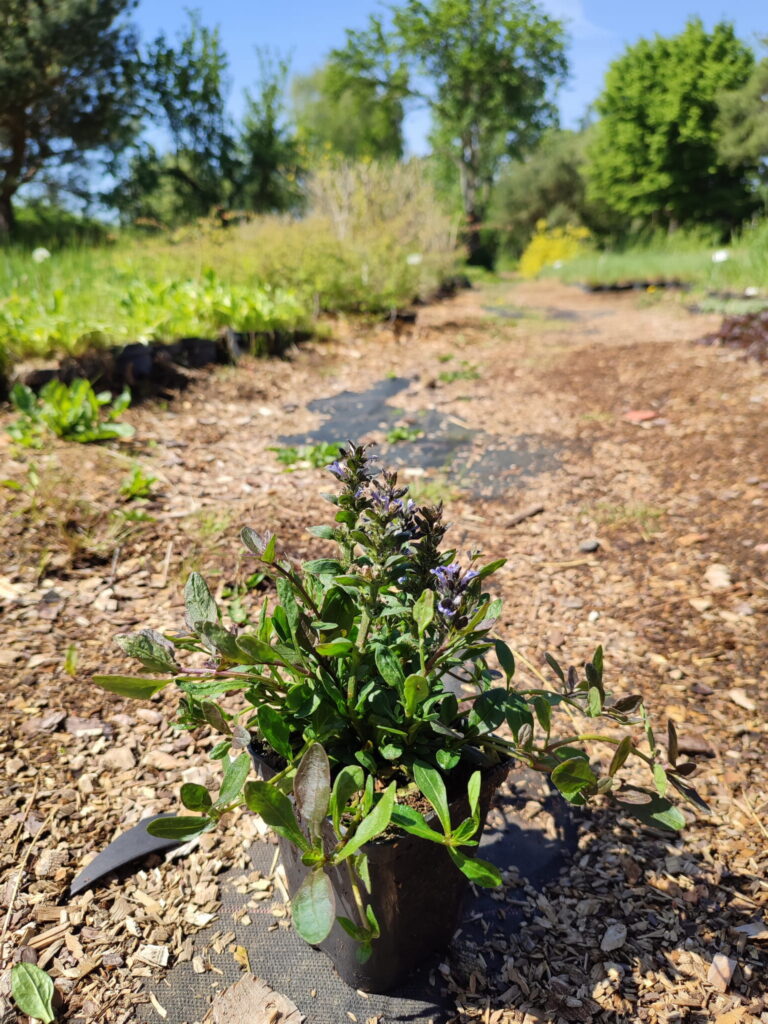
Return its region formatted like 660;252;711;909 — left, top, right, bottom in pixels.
344;858;369;931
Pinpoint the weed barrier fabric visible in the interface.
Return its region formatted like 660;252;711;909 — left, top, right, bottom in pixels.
279;378;568;500
141;773;577;1024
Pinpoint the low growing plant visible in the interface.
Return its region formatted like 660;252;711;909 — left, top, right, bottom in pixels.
8;379;134;447
95;442;705;958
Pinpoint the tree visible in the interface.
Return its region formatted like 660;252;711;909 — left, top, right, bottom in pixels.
0;0;140;237
111;15;303;226
292;61;404;160
717;50;768;192
586;19;757;232
332;0;567;263
490;129;626;256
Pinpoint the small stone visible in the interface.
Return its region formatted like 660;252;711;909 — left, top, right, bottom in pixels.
100;746;136;771
689;597;712;612
564;597;584;609
144;751;181;771
20;711;66;736
707;953;736;992
677;733;715;756
704;563;732;590
588;610;600;622
65;716;110;738
136;708;164;725
728;688;756;712
579;538;600;553
601;923;627;952
754;542;768;555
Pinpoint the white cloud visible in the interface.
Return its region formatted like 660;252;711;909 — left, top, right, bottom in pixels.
539;0;613;41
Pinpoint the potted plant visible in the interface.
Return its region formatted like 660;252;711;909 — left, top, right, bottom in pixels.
94;442;705;992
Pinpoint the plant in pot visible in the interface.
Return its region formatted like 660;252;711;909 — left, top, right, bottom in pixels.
94;442;706;993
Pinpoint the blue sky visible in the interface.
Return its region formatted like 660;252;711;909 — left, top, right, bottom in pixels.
134;0;767;152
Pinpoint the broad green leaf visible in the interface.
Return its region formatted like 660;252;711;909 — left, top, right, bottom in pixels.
316;638;355;657
146;816;212;841
292;868;336;944
195;621;244;661
180;783;212;812
403;674;429;717
435;747;460;771
653;763;669;798
294;743;331;839
413;589;434;634
184;572;218;629
92;674;172;700
374;646;405;688
413;762;451;834
115;629;179;674
608;736;633;776
237;634;284;665
447;848;502;887
551;756;597;805
615;792;686;831
257;705;292;761
468;688;508;733
532;695;551;735
243;781;310;851
11;963;55;1023
334;782;396;861
545;652;565;683
304;558;345;577
587;686;603;717
330;765;364;833
474;557;506;581
201;700;231;735
217;751;251;808
494;639;515;681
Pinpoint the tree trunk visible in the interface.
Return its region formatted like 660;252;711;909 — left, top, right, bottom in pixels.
0;192;15;238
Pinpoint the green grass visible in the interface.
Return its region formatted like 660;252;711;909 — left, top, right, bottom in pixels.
549;220;768;294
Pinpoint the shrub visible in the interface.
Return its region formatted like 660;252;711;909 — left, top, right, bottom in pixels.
518;220;591;279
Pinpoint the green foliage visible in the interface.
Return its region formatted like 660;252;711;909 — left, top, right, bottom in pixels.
517;220;591;278
490;129;625;257
586;19;757;232
385;425;423;443
120;463;157;500
99;442;705;954
0;0;140;236
271;442;343;470
717;51;768;201
331;0;568;262
11;963;55;1023
8;380;134;447
292;60;404;161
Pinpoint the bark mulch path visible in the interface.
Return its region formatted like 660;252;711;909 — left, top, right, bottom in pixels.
1;279;766;1023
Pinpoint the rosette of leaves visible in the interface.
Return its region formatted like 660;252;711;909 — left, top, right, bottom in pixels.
94;441;707;952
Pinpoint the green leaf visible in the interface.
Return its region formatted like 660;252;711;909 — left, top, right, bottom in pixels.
243;781;309;851
374;645;405;688
436;748;460;771
494;639;515;681
184;572;218;629
334;782;395;861
545;652;565;683
447;848;502;887
11;963;55;1023
201;700;231;735
391;804;444;842
467;771;481;819
608;736;633;776
413;589;435;635
146;816;213;841
92;674;172;700
615;791;686;831
180;782;213;811
304;558;345;577
217;751;251;808
403;674;429;717
532;695;551;735
315;638;355;657
294;744;331;839
237;634;284;665
330;765;364;833
413;762;451;834
667;720;679;766
308;525;336;540
587;686;603;717
474;557;506;581
292;868;336;944
262;534;277;563
592;645;604;680
115;629;179;674
257;705;292;760
653;763;669;798
551;756;597;805
468;688;508;733
195;621;244;661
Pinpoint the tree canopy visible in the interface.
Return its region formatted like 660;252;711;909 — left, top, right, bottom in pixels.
332;0;568;262
586;19;757;232
0;0;140;235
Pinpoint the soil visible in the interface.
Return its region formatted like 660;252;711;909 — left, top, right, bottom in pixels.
1;277;767;1024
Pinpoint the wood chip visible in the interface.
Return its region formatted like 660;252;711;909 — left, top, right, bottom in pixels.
201;974;303;1023
707;953;737;992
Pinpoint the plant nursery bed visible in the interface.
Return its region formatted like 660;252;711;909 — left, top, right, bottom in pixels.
0;279;767;1024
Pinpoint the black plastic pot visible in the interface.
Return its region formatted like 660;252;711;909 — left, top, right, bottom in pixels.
249;743;509;993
